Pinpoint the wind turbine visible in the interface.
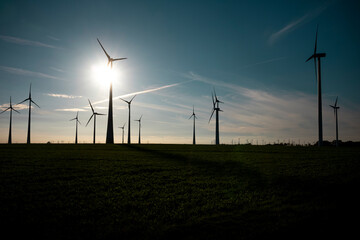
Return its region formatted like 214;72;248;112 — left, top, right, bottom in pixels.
17;83;40;144
86;99;105;144
189;106;197;145
306;25;326;146
209;89;223;145
118;123;126;144
119;95;136;144
0;97;20;144
97;38;127;144
70;111;81;144
134;115;142;144
329;96;340;147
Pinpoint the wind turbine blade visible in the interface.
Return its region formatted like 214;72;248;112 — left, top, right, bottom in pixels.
96;113;106;116
97;38;110;59
119;97;129;104
209;108;215;123
17;98;29;105
305;55;314;62
0;107;11;114
113;58;127;61
335;96;338;107
77;120;81;125
88;99;94;113
13;108;20;114
31;99;40;108
189;114;193;120
123;123;126;128
213;88;218;101
29;83;32;98
86;114;94;127
70;118;76;121
129;95;136;103
314;25;318;55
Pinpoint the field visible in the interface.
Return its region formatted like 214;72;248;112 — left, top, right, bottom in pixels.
1;144;360;239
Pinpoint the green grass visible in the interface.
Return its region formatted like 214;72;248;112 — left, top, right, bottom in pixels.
1;144;360;239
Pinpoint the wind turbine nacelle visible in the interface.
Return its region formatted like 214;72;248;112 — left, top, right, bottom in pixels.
315;53;326;58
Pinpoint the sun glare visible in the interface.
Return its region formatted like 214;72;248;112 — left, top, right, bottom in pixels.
91;64;120;88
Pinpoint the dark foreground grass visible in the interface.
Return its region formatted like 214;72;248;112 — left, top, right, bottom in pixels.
1;144;360;239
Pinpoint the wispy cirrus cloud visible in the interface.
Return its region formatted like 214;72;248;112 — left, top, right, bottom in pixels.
50;67;65;73
240;57;287;69
268;5;328;45
0;103;29;111
47;35;60;41
46;93;82;99
0;66;64;81
54;108;87;112
0;35;60;49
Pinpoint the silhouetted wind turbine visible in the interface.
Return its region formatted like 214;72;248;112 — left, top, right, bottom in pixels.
209;89;223;145
70;111;81;144
97;38;127;144
134;115;142;144
189;106;197;145
86;99;105;144
97;38;127;68
0;97;20;144
306;25;326;146
118;123;126;144
17;83;40;144
120;95;136;144
329;96;340;147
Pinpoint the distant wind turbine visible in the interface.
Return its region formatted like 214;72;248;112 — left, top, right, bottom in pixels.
86;99;105;144
329;96;340;147
134;115;142;144
0;97;20;144
209;89;223;145
97;38;127;144
17;83;40;144
306;25;326;146
120;95;136;144
70;111;81;144
189;106;197;145
118;123;126;144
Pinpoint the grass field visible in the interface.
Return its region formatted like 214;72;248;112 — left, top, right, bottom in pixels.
1;144;360;239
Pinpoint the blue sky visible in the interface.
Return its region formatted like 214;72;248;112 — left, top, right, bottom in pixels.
1;0;359;144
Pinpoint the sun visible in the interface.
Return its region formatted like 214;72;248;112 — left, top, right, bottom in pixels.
91;63;120;88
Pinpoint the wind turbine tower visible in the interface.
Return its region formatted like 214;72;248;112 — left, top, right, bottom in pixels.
86;99;105;144
18;83;40;144
119;123;126;144
189;106;197;145
134;115;142;144
70;111;81;144
329;96;340;147
0;97;20;144
306;25;326;146
97;38;127;144
120;95;136;144
209;89;223;145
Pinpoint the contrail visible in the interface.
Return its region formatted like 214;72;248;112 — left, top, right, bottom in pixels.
91;81;189;106
268;4;328;45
